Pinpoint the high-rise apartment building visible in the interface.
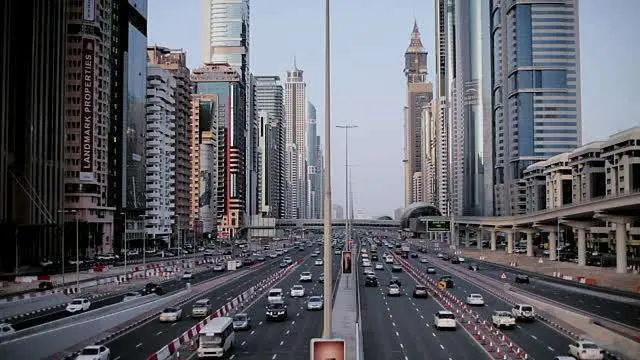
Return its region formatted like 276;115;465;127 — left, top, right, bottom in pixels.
108;0;149;251
253;76;285;218
145;65;176;242
65;0;118;253
0;0;67;271
192;63;247;238
284;63;307;219
306;102;323;219
332;204;344;220
403;22;433;207
257;110;283;217
146;46;193;242
490;0;581;216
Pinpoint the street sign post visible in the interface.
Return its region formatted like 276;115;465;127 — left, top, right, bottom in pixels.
310;338;345;360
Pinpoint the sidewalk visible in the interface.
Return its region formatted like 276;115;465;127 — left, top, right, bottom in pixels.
461;249;640;293
331;274;357;360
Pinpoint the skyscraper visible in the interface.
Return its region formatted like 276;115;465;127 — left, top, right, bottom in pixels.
146;46;193;242
306;102;322;219
403;22;433;206
145;65;176;242
284;63;307;219
192;63;247;238
254;76;286;218
0;0;67;271
490;0;582;215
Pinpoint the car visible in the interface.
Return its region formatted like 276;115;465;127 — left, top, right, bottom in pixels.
142;282;164;295
389;277;401;286
311;252;318;258
374;263;384;270
362;259;371;267
299;271;313;282
318;275;325;283
76;345;111;360
315;258;324;266
279;261;287;268
385;257;394;264
568;340;605;360
371;254;379;261
466;293;485;306
290;285;305;297
434;311;456;330
426;267;436;274
269;252;278;258
467;263;479;271
0;323;16;338
265;302;288;321
267;288;284;304
182;271;193;280
159;307;183;322
66;298;91;313
410;253;419;258
334;249;341;255
365;275;378;287
491;311;516;329
192;299;212;317
515;274;530;283
213;264;225;271
450;257;460;264
412;285;428;298
419;257;428;263
123;291;142;301
387;284;401;296
391;265;403;272
283;256;292;264
512;304;535;321
232;313;251;330
439;276;454;288
307;296;324;310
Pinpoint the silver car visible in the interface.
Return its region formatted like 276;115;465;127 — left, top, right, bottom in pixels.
232;313;251;330
307;296;323;310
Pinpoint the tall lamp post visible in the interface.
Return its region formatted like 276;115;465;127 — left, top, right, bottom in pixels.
336;124;357;249
121;211;128;279
57;210;79;290
321;0;333;339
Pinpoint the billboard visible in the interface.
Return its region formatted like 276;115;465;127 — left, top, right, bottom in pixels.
426;219;451;232
79;38;95;182
310;338;345;360
83;0;95;21
341;251;352;274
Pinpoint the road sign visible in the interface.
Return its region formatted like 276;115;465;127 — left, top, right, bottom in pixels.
341;251;352;274
310;338;345;360
427;220;451;232
437;281;446;290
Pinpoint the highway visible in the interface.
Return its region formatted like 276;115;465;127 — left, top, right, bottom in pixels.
104;248;328;360
470;260;640;327
227;251;340;360
360;253;489;360
407;254;574;359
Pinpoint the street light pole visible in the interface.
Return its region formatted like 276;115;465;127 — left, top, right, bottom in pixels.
336;124;357;249
322;0;333;339
122;211;127;279
57;210;66;285
74;213;79;292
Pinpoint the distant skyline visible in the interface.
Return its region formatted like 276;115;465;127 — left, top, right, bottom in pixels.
148;0;639;218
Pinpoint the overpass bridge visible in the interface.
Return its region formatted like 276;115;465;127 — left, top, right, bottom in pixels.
274;218;400;229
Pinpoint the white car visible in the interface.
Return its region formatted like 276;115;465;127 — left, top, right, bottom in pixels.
182;271;193;280
512;304;535;321
385;257;394;264
159;307;182;322
314;258;323;266
191;299;212;317
267;288;284;304
387;284;401;296
123;292;142;301
434;311;456;329
290;285;305;297
491;311;516;329
419;257;428;263
466;293;485;306
568;340;605;360
76;345;111;360
213;264;224;271
362;259;371;267
66;298;91;313
374;263;384;270
0;323;15;338
299;271;313;282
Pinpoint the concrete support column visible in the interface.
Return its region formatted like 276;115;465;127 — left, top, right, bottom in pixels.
548;231;557;261
477;227;483;250
490;230;497;251
506;231;514;254
464;229;470;248
594;213;634;274
523;230;535;257
577;228;587;267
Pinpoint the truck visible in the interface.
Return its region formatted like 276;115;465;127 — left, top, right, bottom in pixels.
401;244;410;259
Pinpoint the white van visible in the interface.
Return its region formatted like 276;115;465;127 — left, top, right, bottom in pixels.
267;288;284;304
197;317;234;358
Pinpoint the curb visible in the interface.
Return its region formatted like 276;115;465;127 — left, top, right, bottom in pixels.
0;291;113;323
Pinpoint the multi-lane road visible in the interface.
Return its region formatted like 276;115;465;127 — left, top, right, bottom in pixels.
105;247;340;360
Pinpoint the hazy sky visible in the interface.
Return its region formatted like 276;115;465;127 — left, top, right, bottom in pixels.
148;0;639;218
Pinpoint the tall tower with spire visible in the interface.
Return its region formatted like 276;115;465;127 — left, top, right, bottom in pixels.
284;61;307;219
403;21;433;207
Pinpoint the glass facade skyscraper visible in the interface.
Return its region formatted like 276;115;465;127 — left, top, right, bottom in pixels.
490;0;581;215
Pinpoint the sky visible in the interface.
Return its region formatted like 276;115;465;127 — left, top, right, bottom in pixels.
148;0;640;218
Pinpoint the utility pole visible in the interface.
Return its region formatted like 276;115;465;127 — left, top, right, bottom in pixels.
322;0;333;339
336;124;357;249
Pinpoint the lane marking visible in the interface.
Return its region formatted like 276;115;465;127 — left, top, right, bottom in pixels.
530;335;538;340
286;329;290;335
547;346;555;351
241;341;246;345
440;344;445;350
250;330;255;335
272;355;277;359
136;342;142;348
280;340;284;345
155;331;163;336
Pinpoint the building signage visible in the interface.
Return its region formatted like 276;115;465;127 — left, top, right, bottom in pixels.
83;0;96;21
79;38;95;182
426;219;451;232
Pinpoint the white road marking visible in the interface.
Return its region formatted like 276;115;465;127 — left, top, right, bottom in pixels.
400;343;404;349
286;329;290;335
392;322;396;327
241;341;246;345
531;335;538;340
155;331;163;335
547;346;554;351
113;357;121;360
259;321;263;325
280;340;284;345
432;332;436;337
395;331;400;336
440;344;445;350
250;330;255;335
136;343;143;348
272;355;277;359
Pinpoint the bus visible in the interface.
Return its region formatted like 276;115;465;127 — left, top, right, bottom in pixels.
196;316;234;358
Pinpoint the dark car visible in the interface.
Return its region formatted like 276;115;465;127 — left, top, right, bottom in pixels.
412;284;429;298
515;274;530;284
450;257;460;264
389;277;401;286
371;254;379;261
439;276;454;288
468;263;479;271
142;282;163;295
391;265;403;272
410;253;419;258
318;275;325;283
365;275;378;287
265;302;288;321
